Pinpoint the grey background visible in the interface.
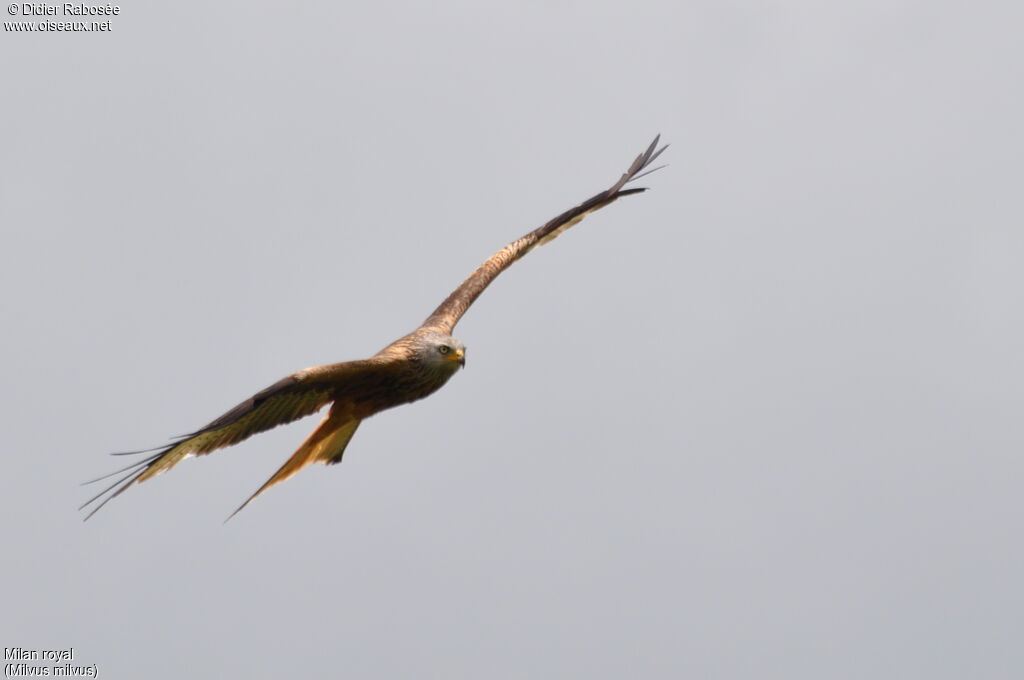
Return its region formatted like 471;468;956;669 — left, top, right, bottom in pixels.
3;1;1022;678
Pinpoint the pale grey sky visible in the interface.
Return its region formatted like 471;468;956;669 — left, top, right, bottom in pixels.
3;1;1023;678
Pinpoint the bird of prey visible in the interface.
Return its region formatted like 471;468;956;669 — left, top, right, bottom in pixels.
82;136;667;520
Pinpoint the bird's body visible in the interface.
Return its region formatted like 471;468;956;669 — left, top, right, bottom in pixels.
82;136;666;519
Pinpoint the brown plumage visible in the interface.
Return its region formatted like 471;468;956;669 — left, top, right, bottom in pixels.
82;136;667;520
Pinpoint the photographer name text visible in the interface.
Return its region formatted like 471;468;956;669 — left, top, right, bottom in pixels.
12;4;119;16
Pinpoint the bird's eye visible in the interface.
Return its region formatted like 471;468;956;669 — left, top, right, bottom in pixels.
438;345;450;355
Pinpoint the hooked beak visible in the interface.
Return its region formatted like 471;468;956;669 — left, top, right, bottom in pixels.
442;347;465;368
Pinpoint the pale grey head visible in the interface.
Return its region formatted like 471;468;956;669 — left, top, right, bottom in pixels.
413;328;466;371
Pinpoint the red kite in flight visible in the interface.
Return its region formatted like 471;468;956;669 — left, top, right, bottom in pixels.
82;136;667;520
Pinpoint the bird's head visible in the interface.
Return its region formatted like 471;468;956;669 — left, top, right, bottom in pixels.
416;329;466;371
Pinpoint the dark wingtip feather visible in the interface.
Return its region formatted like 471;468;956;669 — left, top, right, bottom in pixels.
109;438;189;456
610;135;669;194
628;136;669;182
80;449;166;520
628;163;668;183
81;450;165;486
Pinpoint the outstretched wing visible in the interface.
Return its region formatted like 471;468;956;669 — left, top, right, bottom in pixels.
420;135;667;334
80;360;379;520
